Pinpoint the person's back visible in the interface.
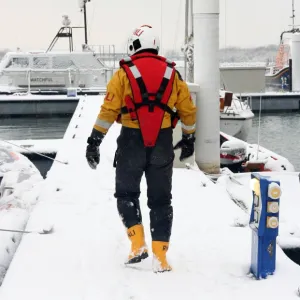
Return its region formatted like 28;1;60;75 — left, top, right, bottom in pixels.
86;25;196;273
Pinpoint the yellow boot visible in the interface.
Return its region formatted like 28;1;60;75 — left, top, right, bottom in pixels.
126;224;148;264
152;241;172;273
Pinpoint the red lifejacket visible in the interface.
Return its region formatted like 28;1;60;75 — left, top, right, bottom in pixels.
120;52;178;147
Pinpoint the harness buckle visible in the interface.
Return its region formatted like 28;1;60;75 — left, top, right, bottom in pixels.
148;102;155;112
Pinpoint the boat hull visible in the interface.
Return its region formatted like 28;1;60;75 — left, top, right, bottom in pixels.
220;116;253;141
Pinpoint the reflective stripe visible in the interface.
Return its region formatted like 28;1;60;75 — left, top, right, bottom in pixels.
164;66;173;80
95;118;113;129
123;57;132;62
181;122;196;131
129;65;141;78
166;59;172;64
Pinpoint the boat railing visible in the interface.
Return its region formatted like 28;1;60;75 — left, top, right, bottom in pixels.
0;67;114;93
88;44;116;69
222;94;252;116
237;94;252;110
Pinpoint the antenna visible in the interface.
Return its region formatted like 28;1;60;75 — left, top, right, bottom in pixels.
291;0;295;30
184;0;189;80
79;0;91;45
280;0;300;43
46;0;91;52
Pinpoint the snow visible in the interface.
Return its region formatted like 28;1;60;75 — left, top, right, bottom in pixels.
241;91;300;96
0;148;43;285
0;95;298;299
219;90;254;118
217;171;300;250
4;139;62;154
220;62;267;69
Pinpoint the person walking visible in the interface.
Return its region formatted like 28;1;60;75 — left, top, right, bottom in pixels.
86;25;196;273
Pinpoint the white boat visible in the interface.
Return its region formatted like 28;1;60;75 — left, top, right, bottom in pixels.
0;50;112;94
219;91;254;141
0;13;113;95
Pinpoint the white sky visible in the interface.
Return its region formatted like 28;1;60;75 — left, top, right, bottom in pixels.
0;0;296;52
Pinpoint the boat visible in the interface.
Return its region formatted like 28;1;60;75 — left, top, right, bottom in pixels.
0;50;111;95
0;14;112;95
265;65;290;91
219;90;254;141
265;0;297;92
219;131;294;173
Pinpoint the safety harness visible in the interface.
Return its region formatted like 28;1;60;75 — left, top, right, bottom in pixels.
120;53;179;147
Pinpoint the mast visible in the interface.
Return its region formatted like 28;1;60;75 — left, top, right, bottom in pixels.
83;1;88;44
291;0;295;30
184;0;189;80
280;0;300;43
79;0;91;45
190;0;194;34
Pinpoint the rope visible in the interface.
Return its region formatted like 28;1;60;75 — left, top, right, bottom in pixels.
256;95;262;159
0;140;68;165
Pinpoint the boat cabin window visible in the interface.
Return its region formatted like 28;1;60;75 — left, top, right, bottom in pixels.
33;57;49;69
53;57;76;69
5;57;29;69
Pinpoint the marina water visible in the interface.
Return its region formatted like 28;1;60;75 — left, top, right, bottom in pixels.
247;112;300;171
0;113;299;171
0;117;71;140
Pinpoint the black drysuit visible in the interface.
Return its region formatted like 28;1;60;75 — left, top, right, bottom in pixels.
114;127;174;242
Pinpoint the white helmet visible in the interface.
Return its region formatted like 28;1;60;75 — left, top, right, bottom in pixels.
127;25;160;56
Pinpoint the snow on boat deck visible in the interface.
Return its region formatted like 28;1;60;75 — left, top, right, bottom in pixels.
3;139;62;154
0;95;300;300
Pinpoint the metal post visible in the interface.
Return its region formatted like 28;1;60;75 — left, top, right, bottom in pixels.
27;69;31;94
291;0;295;30
184;0;189;80
289;58;293;92
113;45;116;68
190;0;194;34
84;1;88;45
193;0;220;174
69;27;73;52
292;33;300;91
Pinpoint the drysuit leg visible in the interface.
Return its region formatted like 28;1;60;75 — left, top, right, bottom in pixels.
145;128;174;242
114;128;146;229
